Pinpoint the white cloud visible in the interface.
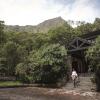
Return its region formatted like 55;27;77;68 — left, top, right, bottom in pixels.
0;0;45;25
62;0;100;23
0;0;99;25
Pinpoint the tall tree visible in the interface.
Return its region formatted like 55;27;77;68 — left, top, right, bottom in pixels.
2;41;18;75
48;22;76;47
93;18;100;31
86;36;100;91
0;21;6;44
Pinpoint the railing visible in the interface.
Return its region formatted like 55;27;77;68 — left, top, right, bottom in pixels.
0;76;16;81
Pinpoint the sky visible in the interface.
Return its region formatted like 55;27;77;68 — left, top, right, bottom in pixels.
0;0;100;25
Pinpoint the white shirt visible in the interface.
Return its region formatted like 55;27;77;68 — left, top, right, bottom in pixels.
71;71;78;80
72;71;78;76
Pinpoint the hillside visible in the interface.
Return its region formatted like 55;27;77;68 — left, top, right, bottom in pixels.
4;17;66;33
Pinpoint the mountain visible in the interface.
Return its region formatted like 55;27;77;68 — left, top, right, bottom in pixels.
4;17;66;33
36;17;66;33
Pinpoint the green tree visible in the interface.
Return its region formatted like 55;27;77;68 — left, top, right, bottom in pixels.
74;23;94;35
16;43;68;83
0;21;6;44
93;18;100;31
0;21;7;76
48;22;76;47
2;41;18;76
86;36;100;91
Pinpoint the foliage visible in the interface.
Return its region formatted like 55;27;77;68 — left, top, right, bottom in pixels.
75;23;94;35
74;18;100;36
0;21;7;75
0;21;6;44
16;44;68;83
16;63;34;83
48;22;77;47
86;36;100;91
1;17;100;85
2;41;18;75
93;18;100;30
95;65;100;91
86;36;100;70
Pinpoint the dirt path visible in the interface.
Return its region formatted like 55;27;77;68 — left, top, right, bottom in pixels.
0;75;99;100
63;75;96;91
0;87;99;100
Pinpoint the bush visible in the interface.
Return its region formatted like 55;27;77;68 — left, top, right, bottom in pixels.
86;36;100;91
16;63;34;83
31;44;68;84
95;65;100;91
16;43;68;84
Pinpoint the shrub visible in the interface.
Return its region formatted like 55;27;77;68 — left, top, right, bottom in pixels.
86;36;100;91
95;65;100;91
16;43;68;84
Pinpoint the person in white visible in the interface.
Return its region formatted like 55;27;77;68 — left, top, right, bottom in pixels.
71;69;78;87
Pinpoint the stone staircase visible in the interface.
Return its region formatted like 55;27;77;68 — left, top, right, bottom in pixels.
62;74;96;92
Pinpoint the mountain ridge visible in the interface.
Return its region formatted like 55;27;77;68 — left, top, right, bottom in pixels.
4;17;66;33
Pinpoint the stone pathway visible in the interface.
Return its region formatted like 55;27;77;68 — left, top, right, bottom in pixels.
0;74;99;100
55;74;99;100
63;74;96;92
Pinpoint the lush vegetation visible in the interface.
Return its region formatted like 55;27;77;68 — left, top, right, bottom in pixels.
0;17;100;87
86;36;100;91
16;44;68;83
0;21;73;84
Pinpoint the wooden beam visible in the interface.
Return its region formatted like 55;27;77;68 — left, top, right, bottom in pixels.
68;46;89;52
77;37;91;44
70;44;77;49
76;39;79;47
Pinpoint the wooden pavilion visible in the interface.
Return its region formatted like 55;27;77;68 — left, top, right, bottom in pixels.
68;30;100;73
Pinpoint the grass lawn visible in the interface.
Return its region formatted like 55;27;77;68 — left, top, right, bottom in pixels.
0;81;23;87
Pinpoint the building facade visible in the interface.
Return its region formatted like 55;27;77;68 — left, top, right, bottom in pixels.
68;30;100;73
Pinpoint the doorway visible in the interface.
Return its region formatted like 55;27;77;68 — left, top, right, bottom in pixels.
71;51;88;73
